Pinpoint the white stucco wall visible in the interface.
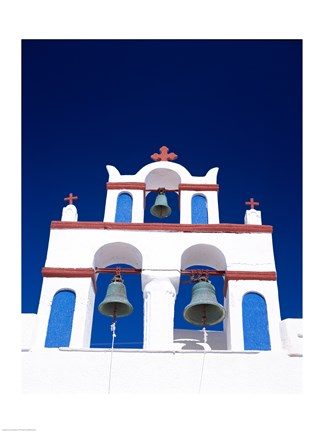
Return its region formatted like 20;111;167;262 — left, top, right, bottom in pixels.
224;279;282;351
21;348;302;393
38;227;278;351
22;312;302;393
21;313;37;351
280;318;303;356
44;228;276;272
32;277;96;350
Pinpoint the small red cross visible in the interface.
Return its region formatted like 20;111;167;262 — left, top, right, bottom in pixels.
151;146;178;162
64;192;78;205
245;198;260;209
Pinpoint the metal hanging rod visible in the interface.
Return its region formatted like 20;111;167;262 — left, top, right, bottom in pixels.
145;188;179;192
95;267;142;274
94;267;225;276
181;269;225;276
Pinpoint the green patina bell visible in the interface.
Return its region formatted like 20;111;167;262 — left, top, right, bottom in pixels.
150;189;172;218
183;277;226;326
98;276;133;318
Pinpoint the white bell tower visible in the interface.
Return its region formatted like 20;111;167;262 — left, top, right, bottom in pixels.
32;146;282;353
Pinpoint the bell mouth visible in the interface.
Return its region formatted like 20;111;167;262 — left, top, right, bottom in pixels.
183;303;226;326
150;205;172;218
98;300;133;318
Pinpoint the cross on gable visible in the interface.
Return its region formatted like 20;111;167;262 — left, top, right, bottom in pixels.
64;192;78;205
151;146;178;162
245;197;260;209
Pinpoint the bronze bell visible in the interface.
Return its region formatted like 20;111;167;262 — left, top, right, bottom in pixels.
150;189;172;218
183;277;226;326
98;275;133;319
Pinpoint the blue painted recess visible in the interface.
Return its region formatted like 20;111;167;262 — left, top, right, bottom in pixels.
191;195;208;224
115;193;133;222
242;292;271;350
45;290;76;348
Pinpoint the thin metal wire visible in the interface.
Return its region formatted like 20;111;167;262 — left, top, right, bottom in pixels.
199;326;208;393
92;341;143;346
108;319;116;394
198;350;207;393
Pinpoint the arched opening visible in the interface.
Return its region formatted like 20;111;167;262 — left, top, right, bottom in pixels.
45;290;76;348
242;292;271;350
175;266;225;332
175;244;227;350
91;264;143;349
144;190;180;223
191;194;208;224
115;192;133;222
144;167;181;223
92;242;143;349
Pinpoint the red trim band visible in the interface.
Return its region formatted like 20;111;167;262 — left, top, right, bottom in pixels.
42;267;97;292
179;183;219;191
106;182;146;190
223;270;277;296
106;183;219;192
51;221;272;233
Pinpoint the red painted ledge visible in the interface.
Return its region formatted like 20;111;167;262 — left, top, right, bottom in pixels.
50;221;273;233
42;267;95;278
223;270;277;296
106;182;219;191
179;183;219;191
106;182;146;190
42;267;97;292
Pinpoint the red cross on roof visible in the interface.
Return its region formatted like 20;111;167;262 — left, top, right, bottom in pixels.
150;146;178;162
64;193;78;205
245;198;260;209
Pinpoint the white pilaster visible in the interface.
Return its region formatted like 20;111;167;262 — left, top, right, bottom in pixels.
179;190;192;224
103;189;118;222
205;190;220;223
142;271;180;350
130;190;145;222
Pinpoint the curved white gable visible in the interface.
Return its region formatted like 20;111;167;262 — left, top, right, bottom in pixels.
106;161;219;185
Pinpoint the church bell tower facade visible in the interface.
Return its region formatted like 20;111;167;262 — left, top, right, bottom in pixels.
32;147;282;352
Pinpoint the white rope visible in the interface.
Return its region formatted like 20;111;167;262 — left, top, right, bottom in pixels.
108;320;116;394
198;327;208;393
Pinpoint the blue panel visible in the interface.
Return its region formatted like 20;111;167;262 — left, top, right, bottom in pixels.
115;193;133;222
191;195;208;224
242;292;271;350
45;290;76;348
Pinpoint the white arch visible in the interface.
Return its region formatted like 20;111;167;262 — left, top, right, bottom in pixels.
93;241;143;269
181;243;227;270
144;168;181;191
106;161;219;185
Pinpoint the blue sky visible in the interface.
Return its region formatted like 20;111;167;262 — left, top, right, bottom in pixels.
22;39;302;348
